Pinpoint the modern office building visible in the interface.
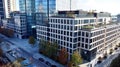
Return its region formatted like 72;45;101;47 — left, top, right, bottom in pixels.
36;0;79;40
4;0;17;18
2;11;27;39
19;0;84;37
37;10;120;64
36;0;57;40
19;0;36;37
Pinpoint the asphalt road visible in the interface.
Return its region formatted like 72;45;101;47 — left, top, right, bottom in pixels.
14;47;48;67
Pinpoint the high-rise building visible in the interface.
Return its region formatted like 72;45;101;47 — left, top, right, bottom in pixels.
0;0;5;19
19;0;36;36
4;0;17;18
19;0;35;13
36;0;56;40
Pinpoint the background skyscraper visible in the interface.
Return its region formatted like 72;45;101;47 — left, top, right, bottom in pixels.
4;0;17;18
19;0;35;13
19;0;36;36
0;0;5;19
35;0;56;25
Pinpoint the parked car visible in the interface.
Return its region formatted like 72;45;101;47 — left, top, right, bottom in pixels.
39;58;44;62
45;61;51;66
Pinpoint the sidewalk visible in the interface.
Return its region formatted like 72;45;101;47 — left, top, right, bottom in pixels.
9;38;39;54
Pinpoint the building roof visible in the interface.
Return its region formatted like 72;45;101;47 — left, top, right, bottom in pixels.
51;10;111;18
81;22;119;31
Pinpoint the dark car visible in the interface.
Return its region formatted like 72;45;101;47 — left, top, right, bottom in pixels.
51;65;57;67
45;61;51;66
39;58;44;62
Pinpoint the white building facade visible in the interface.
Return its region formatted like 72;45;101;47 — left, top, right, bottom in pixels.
37;10;119;64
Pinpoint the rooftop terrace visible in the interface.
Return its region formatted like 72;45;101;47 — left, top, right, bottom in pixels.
81;22;119;31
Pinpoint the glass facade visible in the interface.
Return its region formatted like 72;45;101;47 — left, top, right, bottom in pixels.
0;0;4;19
19;0;36;36
19;0;56;36
35;0;56;14
19;0;35;13
35;0;56;26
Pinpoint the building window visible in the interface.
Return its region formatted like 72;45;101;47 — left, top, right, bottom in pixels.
82;43;84;48
90;19;94;23
78;37;81;41
70;38;72;42
98;19;103;22
84;20;89;23
67;37;69;41
73;44;77;48
86;32;89;37
64;31;66;35
70;26;73;30
61;19;63;24
61;25;63;29
74;38;77;42
82;38;84;42
70;32;72;36
61;31;63;34
85;44;88;49
67;32;69;36
78;31;81;36
67;20;69;24
67;26;69;30
82;32;84;36
70;44;72;48
74;32;77;37
74;20;77;24
70;20;73;25
64;25;66;29
78;43;80;47
64;20;66;24
90;39;92;43
74;26;77;30
86;38;88;43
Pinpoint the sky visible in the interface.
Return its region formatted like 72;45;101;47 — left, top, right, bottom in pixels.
16;0;120;15
75;0;120;15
